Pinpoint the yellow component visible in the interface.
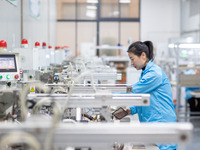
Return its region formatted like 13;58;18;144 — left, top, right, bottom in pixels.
30;87;35;93
94;115;97;120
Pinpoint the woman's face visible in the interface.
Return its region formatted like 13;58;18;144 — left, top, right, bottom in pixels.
128;52;147;70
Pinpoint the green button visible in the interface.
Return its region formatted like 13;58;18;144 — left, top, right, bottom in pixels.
0;75;2;79
6;75;11;79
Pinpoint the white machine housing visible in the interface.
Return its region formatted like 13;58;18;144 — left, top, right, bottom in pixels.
44;48;51;67
13;48;39;70
49;47;55;64
55;49;65;64
38;48;46;69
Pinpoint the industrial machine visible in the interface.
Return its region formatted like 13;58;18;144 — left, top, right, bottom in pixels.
0;53;20;84
0;53;21;121
0;51;194;150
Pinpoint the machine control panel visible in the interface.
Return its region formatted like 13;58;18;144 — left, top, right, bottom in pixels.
0;53;20;81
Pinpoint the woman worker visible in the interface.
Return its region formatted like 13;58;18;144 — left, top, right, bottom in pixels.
126;41;177;150
185;69;200;116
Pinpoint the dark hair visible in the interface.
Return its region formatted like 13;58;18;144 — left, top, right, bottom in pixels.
127;41;154;61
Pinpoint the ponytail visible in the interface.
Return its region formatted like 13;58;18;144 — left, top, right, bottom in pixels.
143;41;154;61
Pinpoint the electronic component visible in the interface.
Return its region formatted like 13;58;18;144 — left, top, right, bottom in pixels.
112;107;128;120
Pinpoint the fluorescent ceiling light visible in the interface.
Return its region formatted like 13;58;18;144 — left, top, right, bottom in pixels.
113;11;119;16
168;44;175;48
188;50;194;55
186;37;193;43
178;44;200;48
87;5;97;10
181;50;187;54
120;0;131;3
86;10;96;18
87;0;98;3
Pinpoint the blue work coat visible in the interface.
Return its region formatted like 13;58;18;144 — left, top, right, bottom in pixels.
129;60;177;150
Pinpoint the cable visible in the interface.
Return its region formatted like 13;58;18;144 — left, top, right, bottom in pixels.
58;62;73;82
20;71;96;150
69;62;73;82
0;132;41;150
31;97;62;150
77;60;86;71
21;86;62;150
51;86;66;94
58;67;69;81
20;82;49;121
81;61;86;71
63;70;97;112
31;97;62;116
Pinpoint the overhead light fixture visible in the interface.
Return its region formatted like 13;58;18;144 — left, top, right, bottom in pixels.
178;44;200;48
86;10;96;18
113;11;119;16
120;0;131;3
87;5;97;10
168;44;175;48
87;0;98;3
186;37;193;43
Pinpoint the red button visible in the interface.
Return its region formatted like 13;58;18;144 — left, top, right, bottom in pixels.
14;74;19;79
42;42;46;46
0;40;7;48
35;42;40;47
21;39;28;44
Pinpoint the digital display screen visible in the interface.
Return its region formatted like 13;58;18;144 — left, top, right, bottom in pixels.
0;54;17;72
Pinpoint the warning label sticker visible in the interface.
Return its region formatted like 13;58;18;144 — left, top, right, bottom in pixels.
30;86;35;94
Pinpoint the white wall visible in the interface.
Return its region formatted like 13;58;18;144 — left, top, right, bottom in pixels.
181;0;200;42
23;0;57;48
0;0;21;50
0;0;57;50
140;0;180;60
49;0;57;47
